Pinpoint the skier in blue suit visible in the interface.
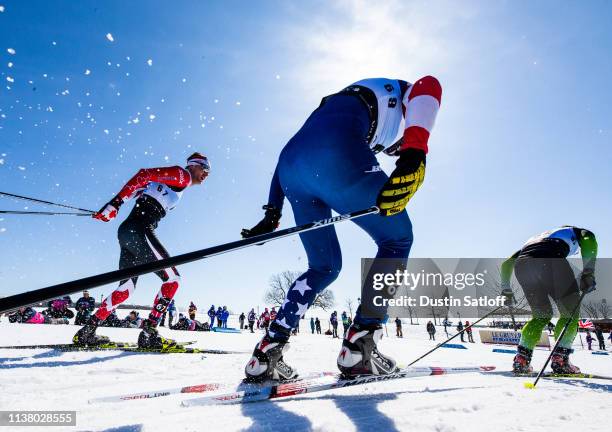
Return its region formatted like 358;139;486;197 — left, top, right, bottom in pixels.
242;76;442;381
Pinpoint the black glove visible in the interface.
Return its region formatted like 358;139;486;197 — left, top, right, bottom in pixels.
376;149;426;217
580;268;596;294
241;205;281;238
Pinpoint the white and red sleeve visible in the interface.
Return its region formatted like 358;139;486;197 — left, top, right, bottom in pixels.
116;166;192;201
401;75;442;154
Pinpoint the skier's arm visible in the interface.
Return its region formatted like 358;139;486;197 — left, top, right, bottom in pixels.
500;250;520;301
94;166;191;222
377;76;442;217
577;228;598;293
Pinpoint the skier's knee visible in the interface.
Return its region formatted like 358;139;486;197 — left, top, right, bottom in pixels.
377;232;413;257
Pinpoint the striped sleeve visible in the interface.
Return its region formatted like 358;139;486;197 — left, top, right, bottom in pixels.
400;75;442;153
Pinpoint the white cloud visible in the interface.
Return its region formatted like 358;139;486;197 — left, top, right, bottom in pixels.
106;33;114;42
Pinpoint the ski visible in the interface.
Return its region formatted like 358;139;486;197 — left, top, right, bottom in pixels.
181;365;496;406
0;341;143;350
89;371;335;404
508;371;612;381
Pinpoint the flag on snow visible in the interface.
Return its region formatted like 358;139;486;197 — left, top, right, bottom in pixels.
578;319;595;330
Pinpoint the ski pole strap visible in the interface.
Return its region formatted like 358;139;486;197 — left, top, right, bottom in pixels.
408;305;504;367
0;191;95;214
0;210;92;216
0;206;380;313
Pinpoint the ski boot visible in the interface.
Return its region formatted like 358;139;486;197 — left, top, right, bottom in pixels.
512;345;534;374
337;322;398;378
137;319;177;350
72;316;110;346
244;326;297;382
551;347;581;374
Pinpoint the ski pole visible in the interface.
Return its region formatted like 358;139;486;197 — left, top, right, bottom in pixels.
525;290;587;389
408;305;504;366
0;210;92;216
0;206;379;313
0;191;95;214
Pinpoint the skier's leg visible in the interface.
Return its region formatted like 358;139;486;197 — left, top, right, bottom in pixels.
246;196;341;381
550;259;581;373
513;258;553;372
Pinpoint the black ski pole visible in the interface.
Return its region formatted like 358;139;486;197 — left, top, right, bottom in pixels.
0;206;379;313
0;191;95;214
408;305;504;367
0;210;92;216
525;290;587;389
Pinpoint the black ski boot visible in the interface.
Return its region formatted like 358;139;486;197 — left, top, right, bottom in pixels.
337;323;398;378
72;316;110;346
512;345;534;374
244;324;297;382
138;319;177;349
551;347;581;374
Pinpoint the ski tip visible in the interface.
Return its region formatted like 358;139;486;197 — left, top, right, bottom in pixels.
523;382;536;389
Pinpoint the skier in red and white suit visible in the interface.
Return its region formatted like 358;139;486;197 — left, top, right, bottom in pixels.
73;153;210;349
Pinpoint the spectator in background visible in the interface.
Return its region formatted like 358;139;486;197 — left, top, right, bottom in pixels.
456;320;465;342
395;317;403;338
443;318;450;337
465;321;475;343
221;306;229;328
341;311;350;337
395;317;404;338
261;308;270;329
315;317;321;334
330;311;339;338
270;307;277;322
239;312;246;329
547;322;555;335
426;320;436;340
585;331;594;350
216;306;223;327
8;307;46;324
594;327;605;350
310;317;315;334
247;309;256;333
167;299;176;327
188;302;198;320
208;305;216;328
122;310;143;328
43;297;74;320
75;290;96;325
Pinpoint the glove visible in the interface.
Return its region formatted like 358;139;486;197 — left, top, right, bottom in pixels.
93;195;123;222
376;149;426;217
241;205;281;238
580;268;596;294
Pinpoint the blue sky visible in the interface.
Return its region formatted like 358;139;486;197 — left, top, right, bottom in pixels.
0;1;610;314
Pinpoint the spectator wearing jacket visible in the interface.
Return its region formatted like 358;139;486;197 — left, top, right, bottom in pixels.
221;306;230;328
456;321;465;342
426;321;436;340
208;305;216;328
465;321;475;343
395;317;403;338
188;302;198;320
341;311;350;337
330;311;339;338
594;327;606;350
247;309;256;333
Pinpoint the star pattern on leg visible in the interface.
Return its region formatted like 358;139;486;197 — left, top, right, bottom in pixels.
295;302;309;318
292;278;312;297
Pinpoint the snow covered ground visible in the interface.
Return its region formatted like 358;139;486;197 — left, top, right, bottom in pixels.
0;319;610;432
